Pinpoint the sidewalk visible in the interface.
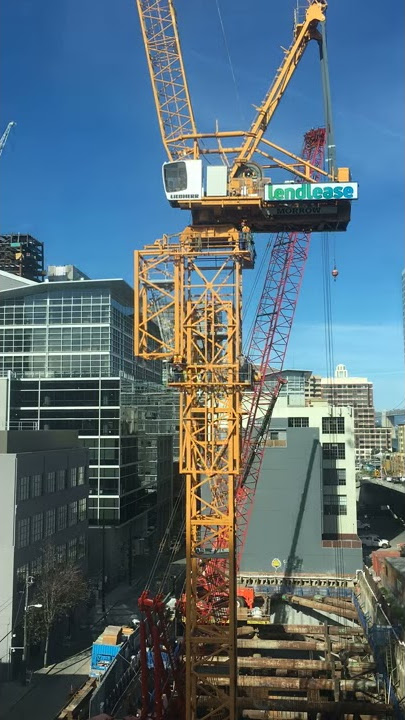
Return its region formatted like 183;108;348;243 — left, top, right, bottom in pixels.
0;649;90;720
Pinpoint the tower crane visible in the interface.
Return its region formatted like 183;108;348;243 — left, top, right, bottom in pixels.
133;2;356;719
0;121;16;158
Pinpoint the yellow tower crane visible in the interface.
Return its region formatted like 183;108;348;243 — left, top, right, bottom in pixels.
133;2;356;719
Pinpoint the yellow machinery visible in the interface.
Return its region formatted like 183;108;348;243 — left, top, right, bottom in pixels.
133;2;355;718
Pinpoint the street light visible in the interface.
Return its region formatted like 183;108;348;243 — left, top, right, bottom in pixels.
22;599;42;680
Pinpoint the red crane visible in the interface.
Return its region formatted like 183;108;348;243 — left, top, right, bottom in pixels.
235;128;327;569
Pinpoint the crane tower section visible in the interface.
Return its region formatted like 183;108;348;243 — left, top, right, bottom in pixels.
135;228;255;720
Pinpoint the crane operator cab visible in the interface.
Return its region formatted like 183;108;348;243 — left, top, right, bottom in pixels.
162;158;357;233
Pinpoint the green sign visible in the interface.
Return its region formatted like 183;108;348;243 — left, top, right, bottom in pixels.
264;182;358;202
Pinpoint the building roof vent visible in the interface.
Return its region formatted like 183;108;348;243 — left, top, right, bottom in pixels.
335;364;348;378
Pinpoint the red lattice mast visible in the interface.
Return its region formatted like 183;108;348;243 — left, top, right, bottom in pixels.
236;128;326;569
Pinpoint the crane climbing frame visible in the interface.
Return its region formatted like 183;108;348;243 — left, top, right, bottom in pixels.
135;226;253;719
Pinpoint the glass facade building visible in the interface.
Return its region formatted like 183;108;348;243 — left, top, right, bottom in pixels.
0;279;161;382
0;278;175;530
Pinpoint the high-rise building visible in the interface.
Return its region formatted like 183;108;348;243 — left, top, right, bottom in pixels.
242;370;362;577
0;271;176;585
306;365;392;461
0;234;45;283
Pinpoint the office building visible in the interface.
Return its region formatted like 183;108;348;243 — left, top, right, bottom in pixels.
0;272;176;585
306;365;392;461
0;431;89;677
242;370;362;577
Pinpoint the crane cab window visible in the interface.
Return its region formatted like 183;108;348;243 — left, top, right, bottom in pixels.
163;162;187;193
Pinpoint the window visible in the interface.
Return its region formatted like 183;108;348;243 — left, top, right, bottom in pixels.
30;556;42;576
16;517;30;548
46;471;56;493
78;466;85;485
57;505;67;531
56;544;66;564
77;535;86;559
16;564;28;588
68;501;78;526
288;417;309;428
45;508;56;537
56;469;66;491
322;417;345;434
70;467;78;488
266;430;287;448
324;494;347;515
31;513;43;542
17;476;30;502
31;474;42;497
68;537;77;562
323;469;346;486
322;443;345;460
78;498;87;522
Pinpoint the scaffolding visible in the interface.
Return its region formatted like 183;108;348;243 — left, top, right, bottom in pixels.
0;234;45;282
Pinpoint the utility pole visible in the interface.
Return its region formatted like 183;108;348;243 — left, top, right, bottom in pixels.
101;510;106;616
22;569;30;668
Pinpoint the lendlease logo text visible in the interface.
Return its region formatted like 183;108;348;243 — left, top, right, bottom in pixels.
264;182;358;202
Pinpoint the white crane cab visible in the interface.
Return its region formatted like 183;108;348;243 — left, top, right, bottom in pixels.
162;159;203;204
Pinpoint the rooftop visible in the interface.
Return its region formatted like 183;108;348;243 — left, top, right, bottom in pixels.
0;275;134;308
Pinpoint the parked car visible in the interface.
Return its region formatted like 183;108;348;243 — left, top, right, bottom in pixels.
357;519;370;530
359;534;390;549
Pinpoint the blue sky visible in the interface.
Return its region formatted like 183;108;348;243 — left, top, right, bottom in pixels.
0;0;403;408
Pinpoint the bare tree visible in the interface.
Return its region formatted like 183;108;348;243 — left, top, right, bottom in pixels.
28;545;89;666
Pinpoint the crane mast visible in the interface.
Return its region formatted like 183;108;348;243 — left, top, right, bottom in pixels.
134;2;355;718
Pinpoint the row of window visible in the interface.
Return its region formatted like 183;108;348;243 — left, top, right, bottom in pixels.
16;499;87;548
287;417;345;434
0;354;110;378
322;443;345;459
16;535;86;581
17;467;86;502
265;435;347;460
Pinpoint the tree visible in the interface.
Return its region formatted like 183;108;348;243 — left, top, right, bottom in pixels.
28;545;89;667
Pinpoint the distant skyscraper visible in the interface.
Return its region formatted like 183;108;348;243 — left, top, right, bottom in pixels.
0;234;44;283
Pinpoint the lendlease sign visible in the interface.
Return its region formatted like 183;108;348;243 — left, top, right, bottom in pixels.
264;182;358;202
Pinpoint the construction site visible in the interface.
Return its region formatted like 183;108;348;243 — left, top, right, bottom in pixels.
1;1;404;719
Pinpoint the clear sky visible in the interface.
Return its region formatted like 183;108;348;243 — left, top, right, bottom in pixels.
0;0;403;408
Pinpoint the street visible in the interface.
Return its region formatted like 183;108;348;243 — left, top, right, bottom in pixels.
0;550;184;720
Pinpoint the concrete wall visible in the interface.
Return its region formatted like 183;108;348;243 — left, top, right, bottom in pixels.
241;422;362;576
